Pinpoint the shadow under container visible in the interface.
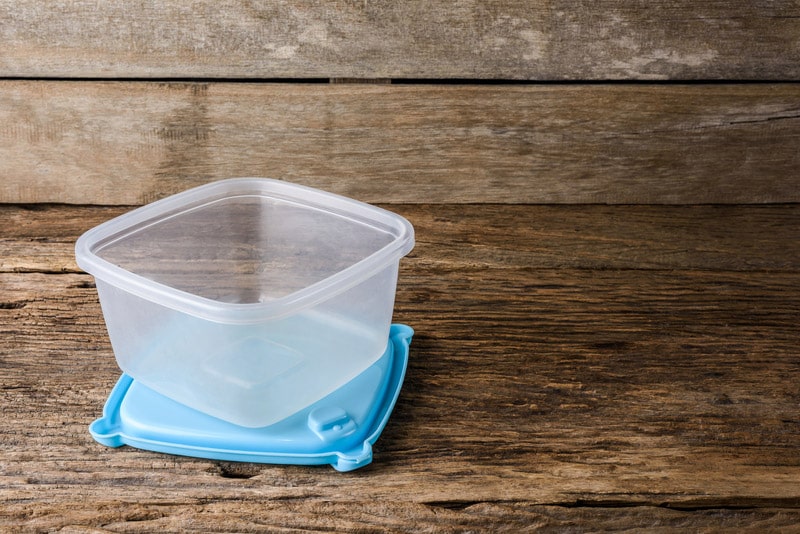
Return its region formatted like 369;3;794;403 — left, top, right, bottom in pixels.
75;178;415;428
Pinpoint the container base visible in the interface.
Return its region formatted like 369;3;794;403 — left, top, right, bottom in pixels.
89;324;413;472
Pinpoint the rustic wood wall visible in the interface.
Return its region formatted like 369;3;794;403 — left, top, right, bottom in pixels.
3;1;800;531
1;1;799;205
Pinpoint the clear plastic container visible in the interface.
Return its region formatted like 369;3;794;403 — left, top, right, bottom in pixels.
75;178;414;428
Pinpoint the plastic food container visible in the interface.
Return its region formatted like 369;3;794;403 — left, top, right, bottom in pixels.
75;178;414;428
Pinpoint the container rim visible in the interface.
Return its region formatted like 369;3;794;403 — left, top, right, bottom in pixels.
75;178;415;324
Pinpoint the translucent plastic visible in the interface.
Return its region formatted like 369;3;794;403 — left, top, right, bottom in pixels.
75;178;414;427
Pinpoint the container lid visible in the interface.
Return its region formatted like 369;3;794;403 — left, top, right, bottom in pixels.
75;178;415;323
89;324;412;472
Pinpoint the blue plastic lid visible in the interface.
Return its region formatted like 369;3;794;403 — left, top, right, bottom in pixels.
90;324;413;472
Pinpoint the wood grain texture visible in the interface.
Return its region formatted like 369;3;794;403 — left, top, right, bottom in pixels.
2;82;799;205
1;204;799;530
1;1;799;80
3;204;800;274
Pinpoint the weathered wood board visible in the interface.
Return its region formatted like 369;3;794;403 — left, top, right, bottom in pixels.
1;204;799;530
1;1;799;80
3;204;800;274
2;82;799;205
3;0;799;530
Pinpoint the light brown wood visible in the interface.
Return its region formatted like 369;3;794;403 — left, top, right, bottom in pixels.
1;204;799;530
2;82;799;205
5;500;800;533
4;500;800;532
1;1;799;80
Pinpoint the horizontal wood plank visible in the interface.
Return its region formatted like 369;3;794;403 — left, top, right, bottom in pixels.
3;501;800;532
3;204;800;273
2;82;799;205
1;204;799;530
1;1;799;80
2;271;800;512
2;271;800;525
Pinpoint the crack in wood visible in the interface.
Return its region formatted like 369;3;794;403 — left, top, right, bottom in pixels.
641;112;800;135
424;500;483;511
214;462;262;480
424;498;800;513
421;498;790;512
728;113;800;125
548;497;800;511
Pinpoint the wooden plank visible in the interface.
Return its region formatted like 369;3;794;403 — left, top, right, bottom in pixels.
1;82;799;205
1;204;799;531
3;501;800;532
3;204;800;273
1;268;799;526
1;1;799;80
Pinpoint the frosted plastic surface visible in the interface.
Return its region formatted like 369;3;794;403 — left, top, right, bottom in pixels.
94;195;396;303
76;178;414;427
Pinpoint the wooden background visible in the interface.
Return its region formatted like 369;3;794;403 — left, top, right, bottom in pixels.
2;1;800;531
2;1;799;205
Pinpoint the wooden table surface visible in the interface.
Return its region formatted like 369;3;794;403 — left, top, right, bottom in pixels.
2;202;799;531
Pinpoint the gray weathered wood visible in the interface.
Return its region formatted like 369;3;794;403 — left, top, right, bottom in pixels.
1;1;799;80
1;204;799;530
2;82;799;205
